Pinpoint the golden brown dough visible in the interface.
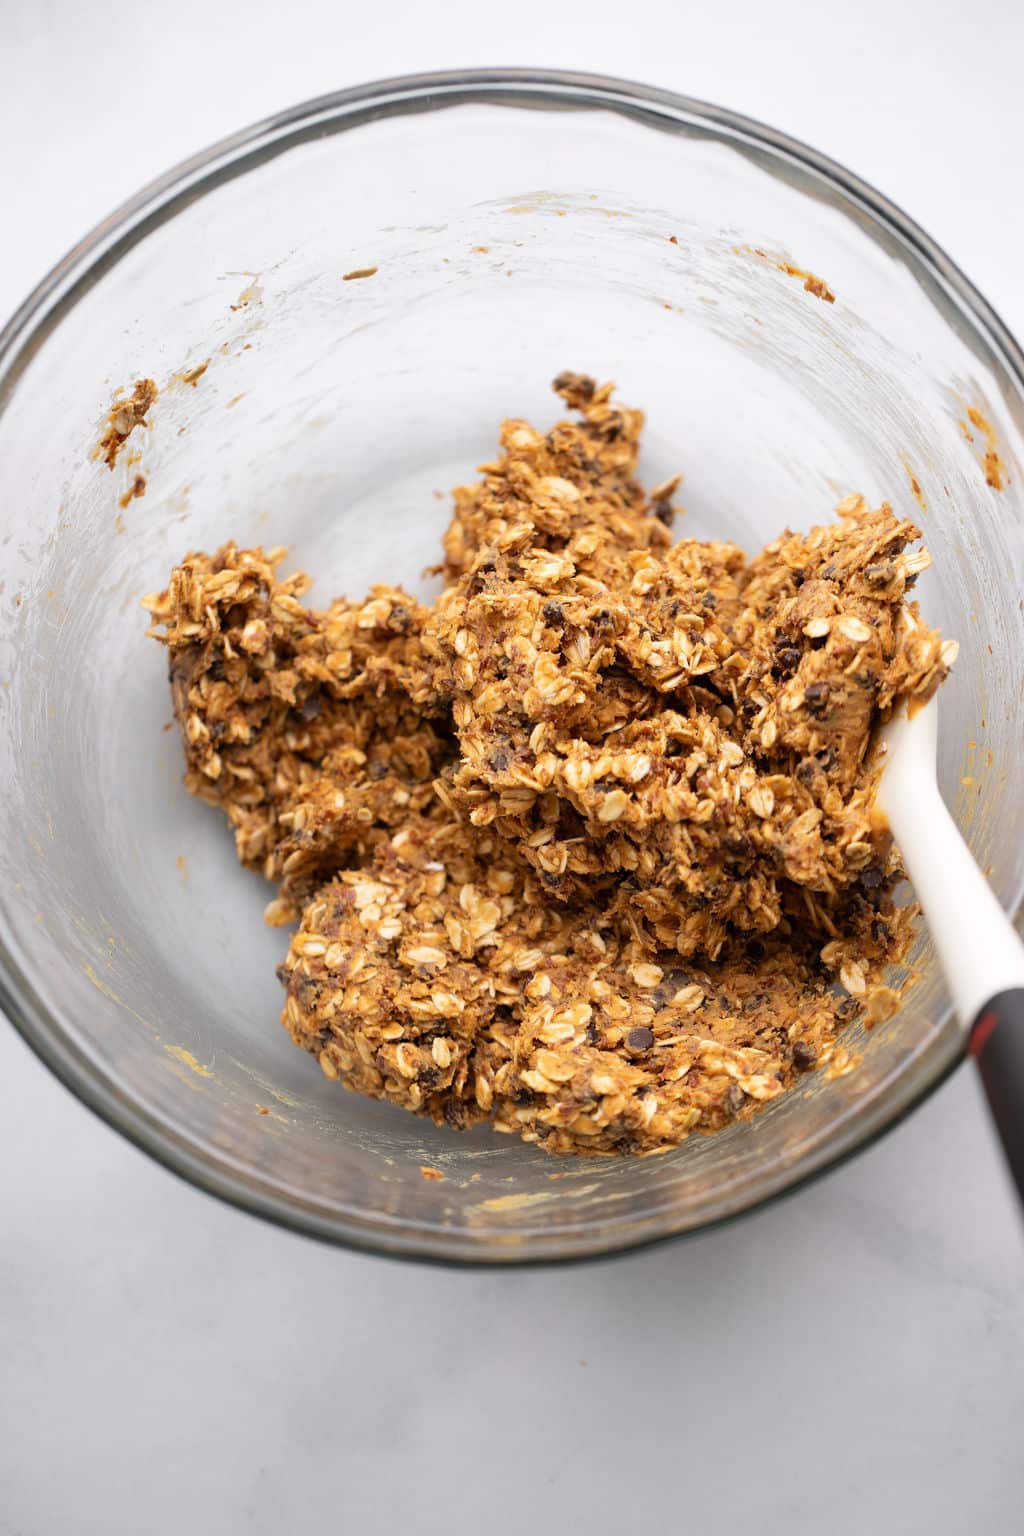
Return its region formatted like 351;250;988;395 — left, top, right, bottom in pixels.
278;812;880;1155
144;544;451;921
147;375;955;1155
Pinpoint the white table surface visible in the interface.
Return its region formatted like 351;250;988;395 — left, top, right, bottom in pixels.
2;3;1022;1532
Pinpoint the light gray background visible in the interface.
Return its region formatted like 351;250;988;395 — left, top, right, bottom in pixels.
2;3;1022;1532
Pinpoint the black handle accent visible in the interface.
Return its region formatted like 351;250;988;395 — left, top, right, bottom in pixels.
970;988;1024;1206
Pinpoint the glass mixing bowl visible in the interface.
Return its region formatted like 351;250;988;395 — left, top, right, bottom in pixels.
1;70;1022;1264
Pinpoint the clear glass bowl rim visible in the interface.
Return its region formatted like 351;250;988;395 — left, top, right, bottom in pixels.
1;67;1021;1265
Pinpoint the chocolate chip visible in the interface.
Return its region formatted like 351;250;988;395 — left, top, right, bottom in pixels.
859;864;885;890
803;680;831;715
542;599;564;624
773;645;802;677
626;1026;655;1052
300;693;322;721
653;502;674;527
726;1083;745;1114
489;747;512;773
792;1041;817;1069
650;967;697;1011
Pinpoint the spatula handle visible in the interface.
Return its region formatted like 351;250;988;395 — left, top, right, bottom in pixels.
970;989;1024;1205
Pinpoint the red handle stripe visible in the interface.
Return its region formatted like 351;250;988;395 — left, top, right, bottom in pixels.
969;1008;999;1057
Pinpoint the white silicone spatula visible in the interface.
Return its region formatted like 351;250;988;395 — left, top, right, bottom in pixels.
877;693;1024;1198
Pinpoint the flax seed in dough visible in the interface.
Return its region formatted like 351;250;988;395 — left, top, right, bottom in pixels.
145;374;955;1155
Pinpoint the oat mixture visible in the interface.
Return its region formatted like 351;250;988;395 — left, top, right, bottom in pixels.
144;374;956;1156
